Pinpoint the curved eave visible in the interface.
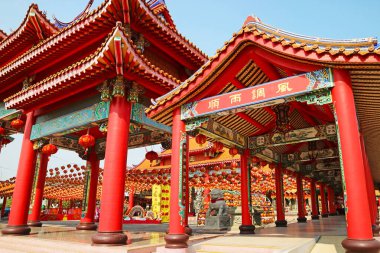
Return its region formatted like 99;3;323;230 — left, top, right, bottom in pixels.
146;24;380;124
4;24;179;109
0;29;7;41
0;4;58;65
131;0;208;69
0;0;118;88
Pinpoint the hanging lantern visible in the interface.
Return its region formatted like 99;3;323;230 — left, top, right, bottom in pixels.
229;147;238;157
0;127;5;135
10;119;24;129
212;141;224;152
42;144;58;156
260;161;268;167
231;161;238;168
145;151;158;165
78;134;95;148
195;134;207;146
252;156;260;164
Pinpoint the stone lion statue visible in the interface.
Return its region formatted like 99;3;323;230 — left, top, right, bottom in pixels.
206;189;228;217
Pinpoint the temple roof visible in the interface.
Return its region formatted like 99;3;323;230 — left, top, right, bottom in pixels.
4;23;179;109
0;4;58;66
146;17;380;183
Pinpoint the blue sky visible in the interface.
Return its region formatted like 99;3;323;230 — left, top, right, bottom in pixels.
0;0;379;179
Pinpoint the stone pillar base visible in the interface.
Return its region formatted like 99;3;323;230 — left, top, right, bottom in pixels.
275;220;287;227
311;215;320;220
164;233;189;249
342;238;380;253
27;221;42;227
297;217;307;223
239;224;255;234
76;222;97;231
92;231;127;246
184;226;192;236
321;214;329;218
1;225;31;235
372;225;380;236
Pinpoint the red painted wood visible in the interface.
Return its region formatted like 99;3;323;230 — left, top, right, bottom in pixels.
310;179;319;217
275;164;285;221
97;96;131;232
6;112;36;226
332;69;373;239
241;149;253;225
80;152;100;223
237;112;266;130
296;173;306;219
319;183;328;216
28;153;48;222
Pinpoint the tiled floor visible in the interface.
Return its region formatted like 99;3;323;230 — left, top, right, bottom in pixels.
0;215;349;253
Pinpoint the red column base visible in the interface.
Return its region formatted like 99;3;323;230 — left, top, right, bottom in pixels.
76;222;97;231
164;234;189;249
2;225;31;235
239;224;255;234
275;220;287;227
311;215;320;220
27;221;42;227
92;231;127;246
321;214;329;218
342;238;380;253
297;217;307;223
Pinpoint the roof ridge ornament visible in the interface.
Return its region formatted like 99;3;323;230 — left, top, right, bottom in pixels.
53;0;94;29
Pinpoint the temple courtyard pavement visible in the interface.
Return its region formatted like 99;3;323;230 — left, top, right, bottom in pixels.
0;215;358;253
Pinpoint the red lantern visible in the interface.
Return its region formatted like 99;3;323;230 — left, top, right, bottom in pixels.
229;147;238;157
145;151;158;165
0;127;5;135
195;134;207;146
79;134;95;148
260;161;267;167
252;156;260;164
231;161;238;168
42;144;58;156
10;119;24;129
212;141;224;152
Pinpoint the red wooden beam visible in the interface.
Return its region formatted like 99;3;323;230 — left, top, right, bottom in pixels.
231;78;245;89
323;104;335;121
236;112;266;130
250;120;276;136
285;142;304;154
291;102;319;126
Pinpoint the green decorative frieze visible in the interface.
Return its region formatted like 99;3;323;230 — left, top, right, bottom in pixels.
0;103;19;120
31;101;110;140
131;103;171;133
295;89;332;105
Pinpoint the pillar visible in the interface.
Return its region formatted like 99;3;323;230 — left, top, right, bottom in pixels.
319;183;328;218
332;68;380;252
92;95;131;245
296;173;307;222
2;112;36;235
239;149;255;234
184;135;192;236
128;187;135;211
328;187;337;216
58;199;63;214
310;179;319;220
1;197;7;217
274;164;287;227
164;107;189;249
28;153;49;227
77;152;100;230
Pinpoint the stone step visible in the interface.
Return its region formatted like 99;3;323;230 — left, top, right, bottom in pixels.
192;236;317;253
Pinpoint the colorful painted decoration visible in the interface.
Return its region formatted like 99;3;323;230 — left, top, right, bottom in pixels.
78;134;95;148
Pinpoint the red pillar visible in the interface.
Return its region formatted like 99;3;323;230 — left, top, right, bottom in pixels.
328;187;337;216
77;152;100;230
2;111;36;235
361;135;379;231
274;164;287;227
92;96;131;245
28;153;49;227
164;107;189;249
1;197;7;217
296;173;307;222
58;200;63;214
332;69;380;252
310;179;319;220
239;149;255;234
128;187;135;211
319;183;328;218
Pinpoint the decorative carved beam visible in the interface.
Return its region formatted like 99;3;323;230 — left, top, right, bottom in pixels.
248;124;337;149
114;36;124;75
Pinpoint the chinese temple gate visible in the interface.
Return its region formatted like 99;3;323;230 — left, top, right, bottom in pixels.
0;0;206;247
147;18;380;252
